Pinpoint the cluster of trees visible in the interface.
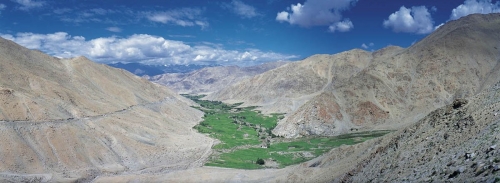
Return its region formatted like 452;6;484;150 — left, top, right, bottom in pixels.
256;158;265;165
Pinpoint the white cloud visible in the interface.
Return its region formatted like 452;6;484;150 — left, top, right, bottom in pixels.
146;8;209;29
328;19;353;32
450;0;500;20
1;32;298;65
361;42;374;49
223;0;260;18
276;11;289;21
54;7;207;28
169;35;195;38
383;6;434;34
57;8;121;24
0;3;5;14
434;23;444;30
89;8;110;15
431;6;438;12
53;8;71;14
194;21;209;29
106;27;122;32
12;0;44;10
276;0;358;28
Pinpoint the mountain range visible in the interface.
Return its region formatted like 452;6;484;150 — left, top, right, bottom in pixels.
1;13;500;182
108;62;221;76
146;61;288;94
95;14;500;182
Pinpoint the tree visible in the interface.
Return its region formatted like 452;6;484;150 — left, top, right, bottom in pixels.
256;158;265;165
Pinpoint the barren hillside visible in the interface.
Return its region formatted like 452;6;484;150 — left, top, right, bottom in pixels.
147;61;287;95
275;13;500;138
337;83;500;182
205;51;373;114
0;37;213;182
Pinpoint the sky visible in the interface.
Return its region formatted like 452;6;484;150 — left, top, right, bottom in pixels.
1;0;500;66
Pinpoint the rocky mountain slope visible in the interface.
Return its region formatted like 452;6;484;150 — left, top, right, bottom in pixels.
0;37;213;182
146;61;287;94
207;13;500;138
338;82;500;182
278;78;500;182
277;13;500;138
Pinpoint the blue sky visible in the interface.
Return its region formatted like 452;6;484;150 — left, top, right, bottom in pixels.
1;0;499;66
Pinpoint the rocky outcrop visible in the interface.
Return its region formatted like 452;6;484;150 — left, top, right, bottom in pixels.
273;92;349;137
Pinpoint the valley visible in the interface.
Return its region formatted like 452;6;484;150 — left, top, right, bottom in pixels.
1;11;500;183
185;95;390;169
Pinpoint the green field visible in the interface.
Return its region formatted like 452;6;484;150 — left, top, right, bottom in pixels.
183;94;391;169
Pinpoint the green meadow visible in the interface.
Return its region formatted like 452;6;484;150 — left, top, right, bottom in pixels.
183;94;390;169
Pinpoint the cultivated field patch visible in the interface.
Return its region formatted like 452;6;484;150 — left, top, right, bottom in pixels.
184;95;390;169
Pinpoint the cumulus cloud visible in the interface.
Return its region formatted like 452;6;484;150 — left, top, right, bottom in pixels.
106;27;122;33
383;6;434;34
276;11;288;22
146;8;209;29
0;32;298;65
450;0;500;20
0;32;87;58
222;0;260;18
328;19;353;32
276;0;357;32
12;0;45;10
276;0;357;27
